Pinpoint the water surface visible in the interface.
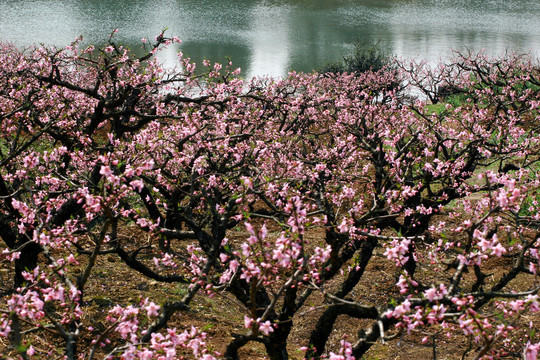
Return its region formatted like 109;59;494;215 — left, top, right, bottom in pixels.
1;0;539;77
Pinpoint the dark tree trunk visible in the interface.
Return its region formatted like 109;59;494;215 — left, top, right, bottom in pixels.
265;341;289;360
14;242;42;288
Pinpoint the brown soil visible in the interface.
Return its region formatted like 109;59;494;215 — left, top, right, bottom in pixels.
0;223;538;360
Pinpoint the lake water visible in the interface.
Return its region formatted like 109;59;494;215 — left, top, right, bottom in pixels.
1;0;539;78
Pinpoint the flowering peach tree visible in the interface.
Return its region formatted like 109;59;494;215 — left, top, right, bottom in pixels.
0;33;539;359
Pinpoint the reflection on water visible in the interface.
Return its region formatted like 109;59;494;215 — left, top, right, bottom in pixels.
247;3;292;78
0;0;539;77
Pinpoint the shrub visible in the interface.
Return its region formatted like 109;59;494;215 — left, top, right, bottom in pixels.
318;40;393;74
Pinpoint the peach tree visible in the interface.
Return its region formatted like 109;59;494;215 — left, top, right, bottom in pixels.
0;33;539;359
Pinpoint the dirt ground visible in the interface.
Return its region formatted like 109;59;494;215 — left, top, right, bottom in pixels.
0;223;538;359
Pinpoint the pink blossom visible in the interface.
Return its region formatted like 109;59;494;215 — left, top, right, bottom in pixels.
130;179;144;192
244;315;253;329
524;342;540;360
424;287;438;302
99;165;113;177
26;346;35;356
258;320;274;335
144;301;160;317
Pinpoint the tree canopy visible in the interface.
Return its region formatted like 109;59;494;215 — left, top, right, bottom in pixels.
0;33;539;359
